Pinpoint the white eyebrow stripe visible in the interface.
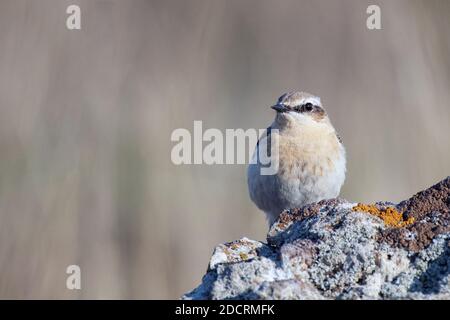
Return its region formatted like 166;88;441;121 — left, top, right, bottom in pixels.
299;96;321;106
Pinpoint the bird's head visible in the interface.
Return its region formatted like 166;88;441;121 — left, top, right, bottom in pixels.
271;91;330;127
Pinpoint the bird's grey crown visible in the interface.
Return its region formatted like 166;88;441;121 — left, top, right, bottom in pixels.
277;91;321;107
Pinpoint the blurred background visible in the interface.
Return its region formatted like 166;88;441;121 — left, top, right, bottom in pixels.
0;0;449;299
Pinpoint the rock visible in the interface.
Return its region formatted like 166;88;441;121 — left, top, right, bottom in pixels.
182;177;450;300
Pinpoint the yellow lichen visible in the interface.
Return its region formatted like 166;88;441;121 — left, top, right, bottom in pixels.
352;203;415;228
239;253;249;260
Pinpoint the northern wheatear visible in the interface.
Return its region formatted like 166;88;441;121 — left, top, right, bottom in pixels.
247;91;346;225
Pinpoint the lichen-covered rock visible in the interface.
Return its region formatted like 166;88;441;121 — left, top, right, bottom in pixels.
183;177;450;300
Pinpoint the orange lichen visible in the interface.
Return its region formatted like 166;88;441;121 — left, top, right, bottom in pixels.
239;253;249;260
352;203;415;228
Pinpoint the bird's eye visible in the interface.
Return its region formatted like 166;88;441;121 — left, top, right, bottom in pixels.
302;103;313;112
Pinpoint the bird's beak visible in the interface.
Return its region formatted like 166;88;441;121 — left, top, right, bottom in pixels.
271;104;289;113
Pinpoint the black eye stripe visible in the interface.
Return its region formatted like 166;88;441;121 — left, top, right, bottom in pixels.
294;103;315;112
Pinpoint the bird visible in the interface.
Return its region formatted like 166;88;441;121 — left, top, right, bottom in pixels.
247;91;346;225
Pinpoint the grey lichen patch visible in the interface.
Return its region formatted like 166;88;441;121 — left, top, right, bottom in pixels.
208;237;268;270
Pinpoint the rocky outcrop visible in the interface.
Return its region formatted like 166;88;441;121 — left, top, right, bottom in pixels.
183;177;450;299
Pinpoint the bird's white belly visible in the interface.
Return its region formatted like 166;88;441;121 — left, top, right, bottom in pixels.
247;146;346;224
277;159;344;207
